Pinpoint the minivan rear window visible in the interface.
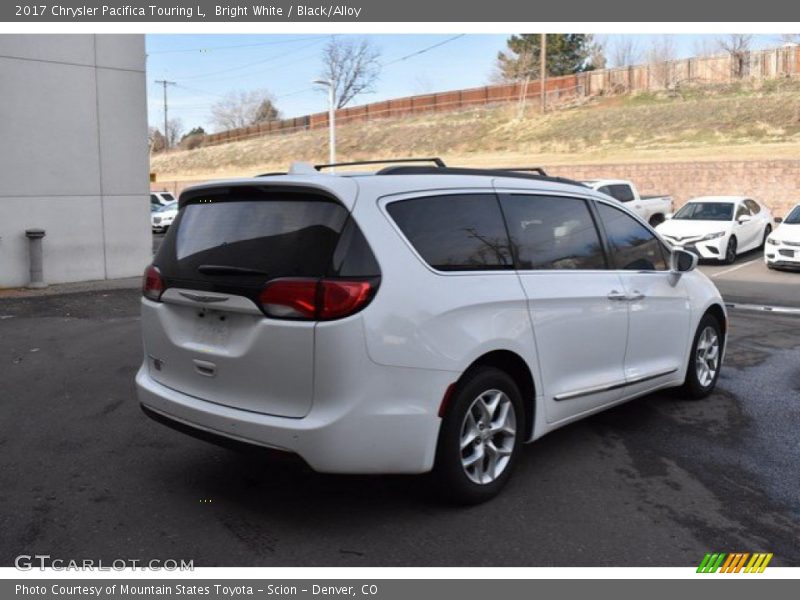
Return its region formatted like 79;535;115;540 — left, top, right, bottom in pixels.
155;189;354;291
387;194;512;271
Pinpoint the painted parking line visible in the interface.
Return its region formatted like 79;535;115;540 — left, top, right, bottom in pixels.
710;258;762;279
725;302;800;315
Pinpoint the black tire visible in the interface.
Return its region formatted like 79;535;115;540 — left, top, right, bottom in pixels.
433;367;524;505
649;214;665;227
723;236;737;265
760;225;772;249
681;313;723;400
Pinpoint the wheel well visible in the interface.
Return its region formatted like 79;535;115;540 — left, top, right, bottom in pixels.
704;304;727;338
459;350;535;440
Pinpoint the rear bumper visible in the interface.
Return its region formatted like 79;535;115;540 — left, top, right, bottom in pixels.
135;363;448;474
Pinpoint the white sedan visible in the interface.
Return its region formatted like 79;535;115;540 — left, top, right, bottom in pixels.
151;201;178;233
656;196;774;264
765;203;800;270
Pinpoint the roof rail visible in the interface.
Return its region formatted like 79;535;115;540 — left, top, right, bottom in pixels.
375;165;586;187
314;157;446;171
255;171;288;177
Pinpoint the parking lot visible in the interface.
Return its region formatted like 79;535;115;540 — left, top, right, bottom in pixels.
1;234;798;567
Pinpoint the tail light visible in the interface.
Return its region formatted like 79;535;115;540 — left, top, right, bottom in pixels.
258;278;376;320
142;265;165;301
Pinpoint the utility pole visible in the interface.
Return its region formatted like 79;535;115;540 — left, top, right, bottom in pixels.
540;33;547;114
154;79;176;150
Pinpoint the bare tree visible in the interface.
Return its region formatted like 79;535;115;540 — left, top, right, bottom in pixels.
717;34;753;78
210;89;281;131
692;36;718;58
609;36;641;68
165;118;184;149
148;127;166;154
647;35;678;89
589;36;607;70
319;37;381;108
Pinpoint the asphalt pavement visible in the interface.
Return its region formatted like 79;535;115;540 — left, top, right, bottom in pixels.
1;284;799;567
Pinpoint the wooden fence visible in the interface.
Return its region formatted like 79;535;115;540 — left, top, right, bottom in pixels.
199;45;800;148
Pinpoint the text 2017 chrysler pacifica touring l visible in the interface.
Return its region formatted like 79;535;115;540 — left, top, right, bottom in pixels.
136;160;727;503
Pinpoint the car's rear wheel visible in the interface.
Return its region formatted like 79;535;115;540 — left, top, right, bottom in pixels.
723;236;737;264
681;313;723;399
433;367;523;504
649;214;665;227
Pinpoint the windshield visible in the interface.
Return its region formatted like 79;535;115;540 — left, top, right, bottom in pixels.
784;205;800;224
674;202;734;221
157;201;177;213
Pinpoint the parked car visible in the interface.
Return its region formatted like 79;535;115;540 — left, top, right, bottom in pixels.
581;179;673;227
151;201;177;233
150;191;176;209
656;196;774;264
136;160;727;503
765;203;800;270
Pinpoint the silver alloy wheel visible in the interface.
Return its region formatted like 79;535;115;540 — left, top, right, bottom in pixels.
459;389;517;485
695;326;720;388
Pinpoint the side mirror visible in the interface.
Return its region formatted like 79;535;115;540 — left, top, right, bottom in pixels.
671;248;697;273
775;217;783;224
737;214;752;224
664;213;674;220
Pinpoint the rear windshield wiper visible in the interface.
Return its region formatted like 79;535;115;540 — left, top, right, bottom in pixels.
197;264;270;276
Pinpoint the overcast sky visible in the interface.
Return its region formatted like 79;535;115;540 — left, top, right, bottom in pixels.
145;34;786;134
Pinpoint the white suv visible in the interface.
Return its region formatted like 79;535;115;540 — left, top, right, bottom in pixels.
136;160;727;503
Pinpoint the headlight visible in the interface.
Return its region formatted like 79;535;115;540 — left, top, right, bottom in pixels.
767;237;780;246
700;231;725;241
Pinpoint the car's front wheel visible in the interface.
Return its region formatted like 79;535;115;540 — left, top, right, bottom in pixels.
761;225;772;249
681;313;723;399
723;236;737;264
433;367;523;504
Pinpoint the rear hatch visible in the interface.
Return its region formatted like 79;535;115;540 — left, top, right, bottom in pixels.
142;183;375;418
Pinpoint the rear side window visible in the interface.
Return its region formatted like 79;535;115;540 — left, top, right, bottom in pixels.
500;195;606;270
599;185;634;203
387;194;512;271
157;189;352;286
596;203;668;271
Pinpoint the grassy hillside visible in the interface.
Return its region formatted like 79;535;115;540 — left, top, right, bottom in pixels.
151;80;800;181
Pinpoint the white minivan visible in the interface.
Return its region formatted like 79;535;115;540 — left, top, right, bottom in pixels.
136;160;727;503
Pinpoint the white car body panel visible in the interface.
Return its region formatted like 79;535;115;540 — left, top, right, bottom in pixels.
656;196;774;261
582;179;672;224
137;169;727;474
765;203;800;268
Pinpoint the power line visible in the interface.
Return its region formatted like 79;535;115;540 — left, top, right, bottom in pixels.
148;35;326;55
381;34;466;67
178;37;329;81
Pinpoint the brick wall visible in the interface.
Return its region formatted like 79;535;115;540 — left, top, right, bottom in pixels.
152;159;800;218
551;159;800;217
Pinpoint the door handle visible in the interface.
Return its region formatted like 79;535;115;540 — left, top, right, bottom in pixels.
607;290;628;301
627;290;645;302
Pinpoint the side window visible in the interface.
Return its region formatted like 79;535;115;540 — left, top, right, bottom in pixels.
735;202;751;220
744;199;761;214
597;185;612;197
329;217;380;277
500;195;606;270
387;194;512;271
611;184;635;203
596;203;668;271
150;194;159;205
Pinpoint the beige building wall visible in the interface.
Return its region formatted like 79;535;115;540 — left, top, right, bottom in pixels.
0;34;150;287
